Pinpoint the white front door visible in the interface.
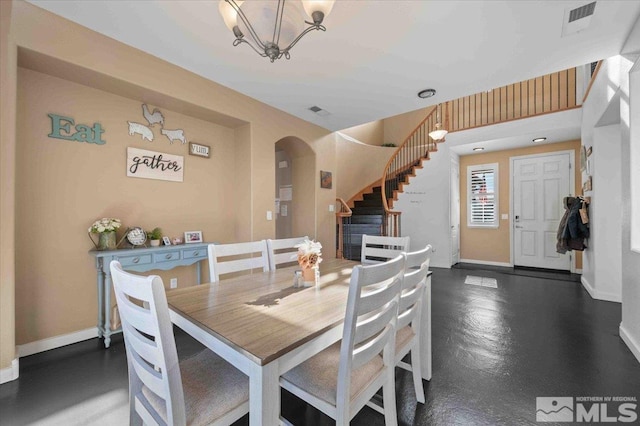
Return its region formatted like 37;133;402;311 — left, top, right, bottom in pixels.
513;152;572;270
450;159;460;265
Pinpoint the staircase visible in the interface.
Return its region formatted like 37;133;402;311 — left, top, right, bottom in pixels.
341;158;430;260
337;102;447;260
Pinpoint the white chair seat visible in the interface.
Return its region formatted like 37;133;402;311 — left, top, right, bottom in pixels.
281;341;384;406
142;350;249;426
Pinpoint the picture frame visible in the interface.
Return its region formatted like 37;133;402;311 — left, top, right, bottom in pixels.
184;231;203;244
320;170;332;189
580;145;587;172
162;236;171;246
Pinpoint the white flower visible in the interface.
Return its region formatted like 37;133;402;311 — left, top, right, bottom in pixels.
294;239;323;267
88;217;122;234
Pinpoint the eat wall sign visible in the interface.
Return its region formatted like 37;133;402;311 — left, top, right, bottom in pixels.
48;113;106;145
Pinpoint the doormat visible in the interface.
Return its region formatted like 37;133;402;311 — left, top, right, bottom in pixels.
464;275;498;288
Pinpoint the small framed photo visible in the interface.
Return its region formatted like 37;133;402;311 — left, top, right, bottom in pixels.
184;231;203;244
320;170;332;189
162;236;171;246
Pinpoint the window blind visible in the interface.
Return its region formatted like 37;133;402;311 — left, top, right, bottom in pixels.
468;165;498;226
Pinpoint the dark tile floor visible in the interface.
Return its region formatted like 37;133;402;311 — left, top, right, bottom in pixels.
1;265;639;425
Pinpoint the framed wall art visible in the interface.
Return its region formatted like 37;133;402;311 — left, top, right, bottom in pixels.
320;171;332;189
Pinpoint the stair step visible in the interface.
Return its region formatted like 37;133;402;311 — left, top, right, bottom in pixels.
342;244;362;261
372;186;382;193
363;192;382;201
351;207;384;215
344;224;382;235
349;215;383;224
354;199;382;208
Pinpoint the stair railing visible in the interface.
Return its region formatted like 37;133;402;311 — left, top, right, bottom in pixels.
335;198;352;259
380;102;448;237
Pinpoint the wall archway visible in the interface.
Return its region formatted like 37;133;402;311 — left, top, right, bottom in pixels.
274;136;316;239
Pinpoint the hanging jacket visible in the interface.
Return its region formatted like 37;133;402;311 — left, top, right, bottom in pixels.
561;198;589;251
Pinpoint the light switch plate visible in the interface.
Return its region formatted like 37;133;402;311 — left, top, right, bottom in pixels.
170;278;178;289
501;214;509;220
329;204;335;212
266;211;273;220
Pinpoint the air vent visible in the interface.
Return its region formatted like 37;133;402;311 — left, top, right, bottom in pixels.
569;2;596;23
561;2;596;37
308;106;330;117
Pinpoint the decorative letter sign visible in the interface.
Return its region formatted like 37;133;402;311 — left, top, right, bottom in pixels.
189;142;210;158
127;147;183;182
48;113;106;144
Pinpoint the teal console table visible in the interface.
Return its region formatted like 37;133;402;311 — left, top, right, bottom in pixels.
90;242;210;348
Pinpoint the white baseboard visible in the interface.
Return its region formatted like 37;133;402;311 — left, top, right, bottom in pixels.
459;259;513;268
580;276;621;303
18;328;99;358
620;323;640;364
581;276;596;298
0;358;19;384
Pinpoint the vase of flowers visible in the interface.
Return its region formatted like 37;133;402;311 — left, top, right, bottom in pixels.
295;239;322;287
88;218;122;250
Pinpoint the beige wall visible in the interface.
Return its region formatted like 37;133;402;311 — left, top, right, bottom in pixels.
340;120;384;145
1;0;17;370
16;68;243;343
2;1;335;351
383;106;436;146
459;140;583;269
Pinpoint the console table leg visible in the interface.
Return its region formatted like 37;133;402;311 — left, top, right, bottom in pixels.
104;273;113;348
197;262;201;285
96;260;104;338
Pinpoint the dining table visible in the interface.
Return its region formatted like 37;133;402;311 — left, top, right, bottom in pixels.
166;257;432;425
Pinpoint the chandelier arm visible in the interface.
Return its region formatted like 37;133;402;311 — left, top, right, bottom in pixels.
281;24;326;55
227;0;267;51
273;0;285;46
233;38;268;58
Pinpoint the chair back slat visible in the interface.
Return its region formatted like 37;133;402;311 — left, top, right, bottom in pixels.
352;325;393;370
114;293;157;336
353;304;397;348
130;348;167;399
357;281;402;315
208;240;270;282
110;261;186;425
405;244;432;270
361;235;410;264
266;236;309;270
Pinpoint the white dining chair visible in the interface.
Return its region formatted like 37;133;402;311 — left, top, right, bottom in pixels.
396;244;431;403
266;236;309;270
280;254;405;426
207;240;270;282
361;234;410;264
109;261;249;426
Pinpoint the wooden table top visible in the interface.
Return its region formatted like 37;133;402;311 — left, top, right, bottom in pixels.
167;258;358;365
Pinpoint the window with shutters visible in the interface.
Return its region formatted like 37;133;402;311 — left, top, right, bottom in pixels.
467;163;499;228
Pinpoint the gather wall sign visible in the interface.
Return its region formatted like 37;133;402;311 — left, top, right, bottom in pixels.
126;147;184;183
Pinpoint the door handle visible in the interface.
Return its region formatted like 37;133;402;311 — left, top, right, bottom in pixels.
515;225;523;229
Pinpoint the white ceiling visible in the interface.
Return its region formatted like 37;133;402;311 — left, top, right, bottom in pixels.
27;0;640;134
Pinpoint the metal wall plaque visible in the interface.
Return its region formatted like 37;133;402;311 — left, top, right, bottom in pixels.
189;142;210;158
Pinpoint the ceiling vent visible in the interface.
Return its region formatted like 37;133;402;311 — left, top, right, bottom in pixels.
569;2;596;23
309;106;330;117
562;2;596;37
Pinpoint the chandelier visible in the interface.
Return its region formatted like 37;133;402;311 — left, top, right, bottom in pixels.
218;0;335;62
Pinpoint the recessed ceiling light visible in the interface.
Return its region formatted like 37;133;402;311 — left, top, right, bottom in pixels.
417;89;436;99
533;137;547;143
473;147;485;152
